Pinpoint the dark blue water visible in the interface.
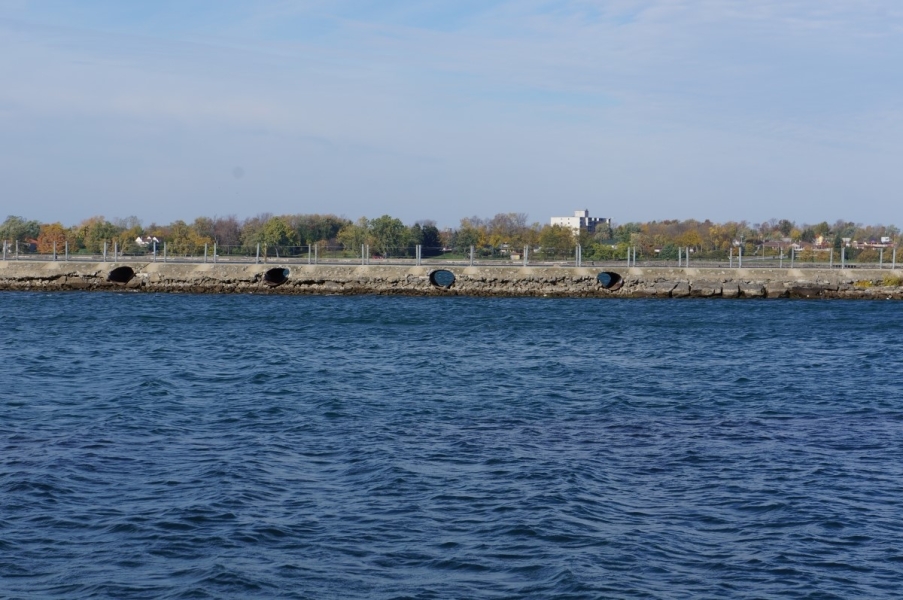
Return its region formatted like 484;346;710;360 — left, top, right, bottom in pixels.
2;293;902;599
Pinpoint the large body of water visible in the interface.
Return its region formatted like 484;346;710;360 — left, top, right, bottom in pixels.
2;293;902;598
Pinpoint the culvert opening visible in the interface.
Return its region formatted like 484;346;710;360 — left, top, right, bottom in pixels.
264;268;290;287
108;266;135;284
597;271;623;290
429;269;456;288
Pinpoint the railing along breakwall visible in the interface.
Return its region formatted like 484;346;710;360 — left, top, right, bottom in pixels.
2;242;899;271
1;261;902;299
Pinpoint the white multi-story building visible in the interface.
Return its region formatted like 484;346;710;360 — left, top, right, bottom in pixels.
550;210;611;236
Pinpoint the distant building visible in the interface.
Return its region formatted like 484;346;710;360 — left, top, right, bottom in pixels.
135;236;159;247
550;210;611;236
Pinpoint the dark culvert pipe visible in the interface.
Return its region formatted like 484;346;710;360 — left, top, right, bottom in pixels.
263;268;290;287
429;269;456;288
597;272;623;290
108;266;135;284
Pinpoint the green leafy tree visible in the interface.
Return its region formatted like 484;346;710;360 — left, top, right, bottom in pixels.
576;229;595;249
658;243;678;260
337;217;371;254
239;213;272;252
407;223;423;257
800;228;816;243
261;217;299;256
454;217;484;252
1;215;41;244
74;216;121;253
593;221;614;241
614;222;641;244
369;215;407;257
585;241;625;260
167;220;212;256
778;219;794;236
293;214;349;245
538;224;574;258
192;217;215;241
420;223;442;256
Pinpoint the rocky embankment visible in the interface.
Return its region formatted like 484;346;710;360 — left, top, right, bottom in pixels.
1;261;902;299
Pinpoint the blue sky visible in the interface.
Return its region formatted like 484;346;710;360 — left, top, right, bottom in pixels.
1;0;901;227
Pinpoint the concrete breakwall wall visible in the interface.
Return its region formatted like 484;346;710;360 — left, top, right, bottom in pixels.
1;260;902;299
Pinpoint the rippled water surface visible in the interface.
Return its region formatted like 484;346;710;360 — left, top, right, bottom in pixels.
2;292;902;599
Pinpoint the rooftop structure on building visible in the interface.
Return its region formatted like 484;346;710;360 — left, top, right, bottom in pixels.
550;210;611;236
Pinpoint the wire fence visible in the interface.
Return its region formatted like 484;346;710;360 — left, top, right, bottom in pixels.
1;241;899;270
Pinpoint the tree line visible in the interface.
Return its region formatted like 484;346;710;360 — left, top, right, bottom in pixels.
1;213;898;259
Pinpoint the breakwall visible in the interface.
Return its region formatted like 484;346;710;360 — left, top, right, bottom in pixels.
1;260;902;299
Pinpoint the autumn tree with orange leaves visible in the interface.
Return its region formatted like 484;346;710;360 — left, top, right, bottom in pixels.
36;223;67;253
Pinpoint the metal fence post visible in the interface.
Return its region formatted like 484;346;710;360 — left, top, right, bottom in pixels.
790;247;795;269
470;245;474;266
314;244;318;265
416;244;421;266
2;240;6;261
729;247;733;268
153;241;157;262
164;242;167;263
830;249;833;268
15;240;18;260
308;245;311;265
738;246;742;268
686;247;690;267
213;243;217;264
114;241;118;260
779;248;783;269
841;247;845;269
362;244;366;265
678;247;682;268
893;247;897;271
65;241;69;262
53;241;57;261
103;241;107;262
880;248;884;268
626;246;630;266
256;243;260;264
523;245;528;267
204;243;208;264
